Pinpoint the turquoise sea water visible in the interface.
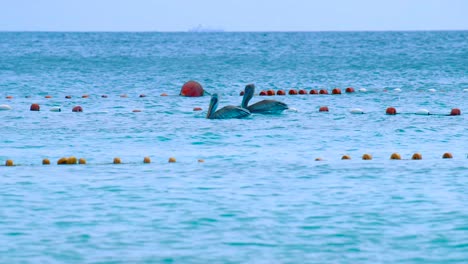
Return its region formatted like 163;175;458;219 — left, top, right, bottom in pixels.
1;32;467;263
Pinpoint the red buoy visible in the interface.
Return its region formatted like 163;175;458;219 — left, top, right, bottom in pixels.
319;89;328;94
180;81;204;97
288;89;298;95
101;95;108;98
259;90;267;96
310;90;318;94
450;108;461;116
345;87;355;93
239;91;245;96
319;106;329;112
139;94;146;98
386;107;397;115
45;95;52;99
332;88;341;95
276;90;286;95
298;89;307;95
267;90;275;96
65;95;72;99
72;106;83;112
193;107;202;111
82;94;89;98
30;103;40;111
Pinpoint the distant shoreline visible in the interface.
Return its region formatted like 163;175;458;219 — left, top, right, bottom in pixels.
0;29;466;33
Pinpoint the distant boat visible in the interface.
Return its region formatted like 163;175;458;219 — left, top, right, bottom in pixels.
188;24;224;33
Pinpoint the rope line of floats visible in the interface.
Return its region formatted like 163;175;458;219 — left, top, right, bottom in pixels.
1;152;465;167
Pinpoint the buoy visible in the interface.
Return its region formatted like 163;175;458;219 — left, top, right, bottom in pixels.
67;156;77;165
319;106;329;112
358;88;367;92
350;108;364;114
180;80;204;97
394;88;402;92
120;94;128;98
332;88;341;95
160;93;168;96
50;107;61;112
139;94;146;98
65;95;72;99
82;94;89;98
415;109;430;115
0;104;12;110
45;95;52;99
30;103;40;111
463;89;468;92
57;157;68;165
276;90;286;95
72;106;83;112
78;158;86;164
411;153;422;160
450;108;461;116
315;158;323;161
198;159;205;163
288;89;298;95
239;91;245;96
132;109;141;113
5;160;14;166
143;157;151;163
193;107;202;111
309;90;318;94
298;89;307;95
362;154;372;160
345;87;355;93
319;89;328;94
267;90;275;96
259;90;267;96
386;107;397;115
6;96;13;99
42;158;50;165
442;152;453;159
101;95;108;98
168;157;176;163
390;153;401;160
341;155;351;160
113;157;121;164
428;89;436;93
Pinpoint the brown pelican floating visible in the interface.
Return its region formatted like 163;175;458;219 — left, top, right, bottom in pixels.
241;84;288;114
207;93;251;119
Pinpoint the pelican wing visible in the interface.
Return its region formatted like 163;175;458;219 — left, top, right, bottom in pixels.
248;100;288;114
212;106;251;119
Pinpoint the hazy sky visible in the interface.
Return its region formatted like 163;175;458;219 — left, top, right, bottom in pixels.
1;0;467;31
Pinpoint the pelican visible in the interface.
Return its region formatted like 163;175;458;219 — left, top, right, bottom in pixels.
241;84;288;114
206;93;250;119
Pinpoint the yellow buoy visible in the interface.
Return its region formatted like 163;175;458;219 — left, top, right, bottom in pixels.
67;156;77;165
390;153;401;160
168;157;176;163
362;154;372;160
341;155;351;160
113;157;121;164
143;156;151;163
411;153;422;160
5;160;14;166
314;157;323;161
42;158;51;165
442;152;453;159
198;159;205;163
78;158;86;164
57;157;68;165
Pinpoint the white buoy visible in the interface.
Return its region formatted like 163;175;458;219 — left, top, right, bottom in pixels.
394;88;402;92
358;88;367;92
0;104;12;110
428;88;436;93
416;109;430;115
50;106;61;112
350;108;365;114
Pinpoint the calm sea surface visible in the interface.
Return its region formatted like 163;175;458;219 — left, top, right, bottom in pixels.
1;32;467;263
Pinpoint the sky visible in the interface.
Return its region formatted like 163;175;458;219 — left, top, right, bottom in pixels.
1;0;467;31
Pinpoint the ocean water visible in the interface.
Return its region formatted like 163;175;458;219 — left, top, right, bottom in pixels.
0;31;467;263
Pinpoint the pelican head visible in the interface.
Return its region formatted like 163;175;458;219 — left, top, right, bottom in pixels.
206;93;219;118
241;84;255;109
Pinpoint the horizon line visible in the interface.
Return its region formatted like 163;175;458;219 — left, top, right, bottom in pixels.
0;29;467;33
